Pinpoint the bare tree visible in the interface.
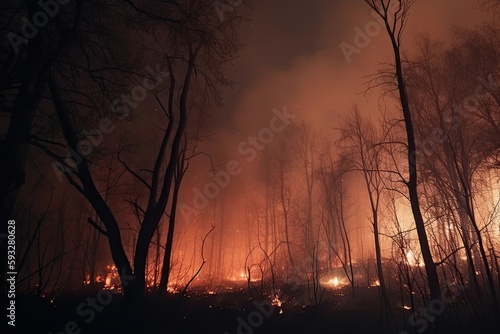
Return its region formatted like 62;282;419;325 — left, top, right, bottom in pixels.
318;144;355;295
31;0;243;301
363;0;441;303
406;33;500;320
340;106;393;323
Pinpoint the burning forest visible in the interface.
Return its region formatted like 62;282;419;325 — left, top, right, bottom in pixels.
1;0;500;333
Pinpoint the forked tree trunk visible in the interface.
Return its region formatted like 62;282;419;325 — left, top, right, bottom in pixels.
158;153;185;293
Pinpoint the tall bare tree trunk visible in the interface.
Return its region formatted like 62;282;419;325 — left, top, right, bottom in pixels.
364;0;441;303
158;147;186;293
279;161;295;271
395;42;441;303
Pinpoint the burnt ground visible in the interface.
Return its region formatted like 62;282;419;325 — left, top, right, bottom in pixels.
8;285;498;334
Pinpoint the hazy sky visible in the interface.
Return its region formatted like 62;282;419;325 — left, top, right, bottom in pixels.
183;0;492;245
216;0;489;135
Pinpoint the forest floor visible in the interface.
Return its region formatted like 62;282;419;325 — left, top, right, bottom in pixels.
12;284;497;334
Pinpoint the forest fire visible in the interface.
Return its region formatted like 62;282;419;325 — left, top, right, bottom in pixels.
228;271;250;282
321;276;350;290
3;0;500;334
329;277;340;287
83;265;121;291
405;250;424;267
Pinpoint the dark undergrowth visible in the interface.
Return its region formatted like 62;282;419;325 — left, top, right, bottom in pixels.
8;286;498;334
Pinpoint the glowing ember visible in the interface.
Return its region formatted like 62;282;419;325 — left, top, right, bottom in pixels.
83;273;91;285
103;265;120;290
272;295;282;307
272;295;283;314
167;286;180;294
83;264;122;291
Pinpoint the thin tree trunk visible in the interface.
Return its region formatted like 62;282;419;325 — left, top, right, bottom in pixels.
158;156;185;293
279;162;295;271
365;0;442;303
48;75;136;300
390;30;442;303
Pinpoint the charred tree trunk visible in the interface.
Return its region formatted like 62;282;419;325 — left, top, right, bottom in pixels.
280;169;295;272
48;74;137;300
396;43;442;303
158;146;186;293
364;0;442;302
132;48;198;297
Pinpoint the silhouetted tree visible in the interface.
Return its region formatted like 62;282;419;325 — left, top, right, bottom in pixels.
31;0;243;300
364;0;441;304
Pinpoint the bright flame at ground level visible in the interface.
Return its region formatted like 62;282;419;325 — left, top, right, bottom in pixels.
329;277;339;287
320;276;349;290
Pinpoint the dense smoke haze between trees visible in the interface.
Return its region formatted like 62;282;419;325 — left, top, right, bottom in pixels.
1;0;500;333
